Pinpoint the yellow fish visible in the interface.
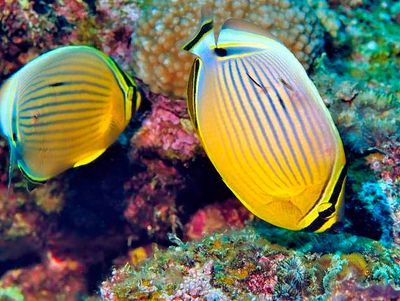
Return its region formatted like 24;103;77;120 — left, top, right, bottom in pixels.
0;46;141;184
183;19;346;232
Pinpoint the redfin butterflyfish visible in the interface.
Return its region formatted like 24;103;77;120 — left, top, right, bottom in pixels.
183;19;346;232
0;46;141;185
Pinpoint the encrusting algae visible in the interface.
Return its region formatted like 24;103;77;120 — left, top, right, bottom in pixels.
100;223;400;300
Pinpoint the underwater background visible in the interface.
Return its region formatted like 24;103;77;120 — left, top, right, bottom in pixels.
0;0;399;300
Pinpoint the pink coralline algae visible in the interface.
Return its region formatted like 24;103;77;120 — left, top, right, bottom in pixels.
0;187;48;261
131;94;201;161
184;198;253;241
331;279;400;300
169;261;229;301
0;250;85;301
364;141;400;244
100;267;130;301
95;0;140;69
366;142;400;184
0;0;140;81
124;158;185;238
246;254;285;297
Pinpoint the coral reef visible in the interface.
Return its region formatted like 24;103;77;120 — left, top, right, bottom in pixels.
0;0;399;300
100;223;400;300
330;280;400;300
308;0;400;246
0;0;139;82
0;251;86;301
132;0;324;97
123;158;185;239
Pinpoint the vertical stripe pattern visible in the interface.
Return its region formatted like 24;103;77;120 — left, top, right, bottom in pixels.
3;46;136;182
186;19;346;231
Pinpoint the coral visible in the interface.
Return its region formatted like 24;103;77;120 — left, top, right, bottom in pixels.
331;279;400;300
313;1;400;94
0;1;399;300
166;261;229;300
0;187;48;261
246;254;285;298
123;158;185;239
91;0;140;70
0;0;140;82
313;58;399;154
184;198;252;241
132;0;324;97
0;251;85;301
100;223;400;300
31;179;65;214
0;287;24;301
131;93;201;161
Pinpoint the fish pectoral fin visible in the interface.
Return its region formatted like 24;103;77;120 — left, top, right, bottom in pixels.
73;149;106;168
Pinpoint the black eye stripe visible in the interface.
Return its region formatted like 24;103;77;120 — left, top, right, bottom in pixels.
214;47;227;57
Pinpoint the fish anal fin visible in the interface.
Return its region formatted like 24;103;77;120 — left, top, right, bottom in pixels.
73;149;106;168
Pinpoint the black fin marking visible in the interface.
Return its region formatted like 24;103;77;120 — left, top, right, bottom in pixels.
183;19;213;51
302;164;348;232
280;78;293;91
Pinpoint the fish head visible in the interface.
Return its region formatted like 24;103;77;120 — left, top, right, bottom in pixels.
0;78;17;143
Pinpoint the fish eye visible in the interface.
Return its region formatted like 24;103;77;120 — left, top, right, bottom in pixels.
214;47;227;57
12;132;17;142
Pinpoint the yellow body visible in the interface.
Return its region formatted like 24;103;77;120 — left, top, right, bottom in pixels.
184;19;346;232
0;46;141;182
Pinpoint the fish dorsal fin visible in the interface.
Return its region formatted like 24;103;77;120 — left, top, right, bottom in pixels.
219;18;280;43
182;16;214;52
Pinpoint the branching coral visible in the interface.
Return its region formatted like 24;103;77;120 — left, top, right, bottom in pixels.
132;0;325;97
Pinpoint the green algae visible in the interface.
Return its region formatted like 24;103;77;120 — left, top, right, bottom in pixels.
0;287;24;301
102;223;400;300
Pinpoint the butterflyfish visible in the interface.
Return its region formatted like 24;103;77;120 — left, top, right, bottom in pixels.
183;19;346;232
0;46;141;185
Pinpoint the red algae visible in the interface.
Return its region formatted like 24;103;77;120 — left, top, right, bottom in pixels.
131;94;201;161
184;199;253;241
1;250;85;301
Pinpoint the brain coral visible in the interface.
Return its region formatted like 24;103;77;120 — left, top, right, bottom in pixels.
132;0;325;98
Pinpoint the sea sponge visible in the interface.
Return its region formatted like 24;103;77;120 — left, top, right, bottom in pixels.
132;0;325;98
